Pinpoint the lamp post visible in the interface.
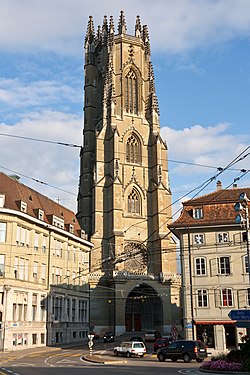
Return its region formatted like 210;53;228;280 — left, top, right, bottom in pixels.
2;285;11;351
234;192;250;282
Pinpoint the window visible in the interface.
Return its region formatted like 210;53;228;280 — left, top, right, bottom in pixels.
197;289;208;307
128;188;141;215
38;209;44;221
0;254;4;277
218;256;230;275
0;194;5;208
193;208;203;219
125;69;138;114
194;234;205;245
55;240;62;257
195;257;206;275
41;295;46;321
0;222;6;242
20;201;27;213
244;255;249;274
247;288;250;306
217;232;229;243
126;134;141;164
33;261;38;280
221;288;233;307
34;232;39;251
42;236;47;253
41;263;46;282
32;294;37;321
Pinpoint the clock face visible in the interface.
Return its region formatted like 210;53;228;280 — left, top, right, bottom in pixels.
124;242;147;272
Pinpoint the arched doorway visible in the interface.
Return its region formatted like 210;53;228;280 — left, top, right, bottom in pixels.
125;284;163;332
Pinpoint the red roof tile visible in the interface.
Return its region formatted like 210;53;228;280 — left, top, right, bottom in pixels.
170;187;250;228
0;172;83;237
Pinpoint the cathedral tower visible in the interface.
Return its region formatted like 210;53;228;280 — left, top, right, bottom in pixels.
78;12;180;335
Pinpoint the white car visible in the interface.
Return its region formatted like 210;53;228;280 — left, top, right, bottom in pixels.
113;341;146;357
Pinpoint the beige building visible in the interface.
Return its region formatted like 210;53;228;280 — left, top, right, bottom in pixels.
77;12;181;336
0;172;93;351
169;182;250;351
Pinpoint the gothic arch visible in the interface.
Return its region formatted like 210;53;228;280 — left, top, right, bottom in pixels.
125;284;163;332
123;65;141;114
127;187;141;215
125;133;142;164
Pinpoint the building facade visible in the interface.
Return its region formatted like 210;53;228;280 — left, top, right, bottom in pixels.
169;182;250;351
77;12;181;336
0;172;93;351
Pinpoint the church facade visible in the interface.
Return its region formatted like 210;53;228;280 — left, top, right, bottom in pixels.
77;11;181;335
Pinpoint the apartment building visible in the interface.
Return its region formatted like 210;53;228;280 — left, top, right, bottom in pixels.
169;182;250;352
0;172;93;351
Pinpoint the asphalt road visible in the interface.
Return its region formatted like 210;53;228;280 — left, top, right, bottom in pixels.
0;340;205;375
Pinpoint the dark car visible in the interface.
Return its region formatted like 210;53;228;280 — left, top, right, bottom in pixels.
157;340;207;363
144;330;161;342
130;336;145;343
154;338;171;352
103;331;115;343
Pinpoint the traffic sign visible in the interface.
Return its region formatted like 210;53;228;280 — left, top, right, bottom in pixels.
228;309;250;321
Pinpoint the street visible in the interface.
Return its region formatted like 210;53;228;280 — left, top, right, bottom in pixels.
0;340;205;375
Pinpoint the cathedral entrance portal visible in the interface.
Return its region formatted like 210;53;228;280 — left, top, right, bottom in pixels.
125;284;163;332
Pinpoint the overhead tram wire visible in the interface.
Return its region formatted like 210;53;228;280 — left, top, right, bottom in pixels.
0;165;75;196
0;132;248;172
0;133;81;149
135;146;250;245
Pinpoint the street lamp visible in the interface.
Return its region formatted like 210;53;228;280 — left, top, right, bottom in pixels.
234;192;250;282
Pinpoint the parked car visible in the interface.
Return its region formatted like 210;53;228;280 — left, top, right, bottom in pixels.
130;336;145;343
154;338;171;352
157;340;207;363
144;330;161;342
113;341;147;358
103;331;115;343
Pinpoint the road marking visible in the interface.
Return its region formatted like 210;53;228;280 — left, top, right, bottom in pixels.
56;359;79;364
10;363;35;367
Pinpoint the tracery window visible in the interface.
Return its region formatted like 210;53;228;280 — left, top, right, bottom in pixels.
128;188;141;215
126;134;141;164
125;69;138;114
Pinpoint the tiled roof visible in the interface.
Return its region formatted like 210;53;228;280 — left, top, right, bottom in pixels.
0;172;83;237
169;186;250;228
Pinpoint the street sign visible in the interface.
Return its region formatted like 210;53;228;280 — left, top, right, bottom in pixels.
228;309;250;321
235;321;250;328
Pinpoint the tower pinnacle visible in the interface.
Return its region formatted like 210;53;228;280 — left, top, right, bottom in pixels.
118;10;127;34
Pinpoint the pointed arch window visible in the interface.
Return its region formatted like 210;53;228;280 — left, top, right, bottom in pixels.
128;188;141;215
126;134;141;164
125;69;138;114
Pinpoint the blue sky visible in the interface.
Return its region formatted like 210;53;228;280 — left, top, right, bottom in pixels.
0;0;250;215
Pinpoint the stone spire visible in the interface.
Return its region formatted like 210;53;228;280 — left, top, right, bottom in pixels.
102;15;108;44
85;15;95;47
147;62;160;117
118;10;127;34
135;15;142;38
142;24;151;55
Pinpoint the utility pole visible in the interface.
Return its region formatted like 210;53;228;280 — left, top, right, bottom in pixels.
234;192;250;282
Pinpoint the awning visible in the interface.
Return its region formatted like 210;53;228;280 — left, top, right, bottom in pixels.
195;321;236;325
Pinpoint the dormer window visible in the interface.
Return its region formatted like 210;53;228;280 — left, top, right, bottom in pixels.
69;224;74;234
0;194;5;208
38;209;44;221
193;208;203;219
50;215;64;229
20;201;27;213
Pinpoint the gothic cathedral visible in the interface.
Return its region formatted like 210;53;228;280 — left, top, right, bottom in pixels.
77;11;181;335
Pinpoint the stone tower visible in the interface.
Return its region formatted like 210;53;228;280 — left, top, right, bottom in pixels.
77;11;181;335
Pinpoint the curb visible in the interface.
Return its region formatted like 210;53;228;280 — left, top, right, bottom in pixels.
82;354;127;364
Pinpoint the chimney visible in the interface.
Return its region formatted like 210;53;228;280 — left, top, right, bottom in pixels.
233;183;238;189
216;180;222;191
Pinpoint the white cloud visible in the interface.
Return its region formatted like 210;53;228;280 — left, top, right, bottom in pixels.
0;78;79;108
0;110;82;211
0;0;250;54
